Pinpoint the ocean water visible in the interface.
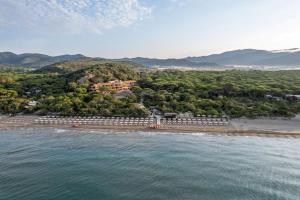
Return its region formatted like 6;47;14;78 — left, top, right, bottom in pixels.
0;129;300;200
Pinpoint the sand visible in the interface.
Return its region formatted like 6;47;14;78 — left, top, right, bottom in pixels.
231;115;300;133
1;114;300;137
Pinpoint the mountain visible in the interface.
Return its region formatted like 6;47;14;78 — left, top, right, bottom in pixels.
0;52;88;68
187;48;300;67
121;57;219;68
122;48;300;68
2;48;300;70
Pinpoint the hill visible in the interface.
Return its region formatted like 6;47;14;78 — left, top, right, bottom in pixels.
36;59;145;74
65;62;141;84
35;59;143;87
0;52;88;68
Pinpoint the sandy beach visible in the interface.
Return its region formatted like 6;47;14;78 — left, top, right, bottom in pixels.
231;115;300;133
1;115;300;137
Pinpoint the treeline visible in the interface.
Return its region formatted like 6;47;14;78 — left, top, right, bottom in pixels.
133;70;300;118
0;67;300;118
0;64;148;117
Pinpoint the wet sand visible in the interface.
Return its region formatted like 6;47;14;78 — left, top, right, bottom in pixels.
1;115;300;137
231;115;300;133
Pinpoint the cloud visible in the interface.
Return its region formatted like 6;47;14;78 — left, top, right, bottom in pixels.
168;0;190;6
165;0;190;12
0;0;152;33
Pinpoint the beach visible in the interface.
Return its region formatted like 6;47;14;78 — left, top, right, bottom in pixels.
1;114;300;137
231;115;300;132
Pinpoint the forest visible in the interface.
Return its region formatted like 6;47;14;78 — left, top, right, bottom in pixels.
136;70;300;118
0;61;300;118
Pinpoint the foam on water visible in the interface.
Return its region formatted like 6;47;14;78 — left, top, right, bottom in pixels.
54;129;69;133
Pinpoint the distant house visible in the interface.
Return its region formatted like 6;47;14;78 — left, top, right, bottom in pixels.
265;94;282;101
35;89;42;94
285;94;300;100
90;80;136;93
24;88;42;97
25;101;38;108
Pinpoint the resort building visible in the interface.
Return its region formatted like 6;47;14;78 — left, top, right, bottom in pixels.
90;80;136;93
164;112;178;119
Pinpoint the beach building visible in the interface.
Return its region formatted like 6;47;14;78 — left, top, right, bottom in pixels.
164;113;178;119
178;111;194;118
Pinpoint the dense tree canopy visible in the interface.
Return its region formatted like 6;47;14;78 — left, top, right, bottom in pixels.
135;70;300;118
0;66;300;118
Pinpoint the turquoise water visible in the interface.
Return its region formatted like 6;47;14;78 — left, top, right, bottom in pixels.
1;129;300;200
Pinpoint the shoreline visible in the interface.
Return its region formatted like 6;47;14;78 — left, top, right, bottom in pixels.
1;122;300;138
1;115;300;137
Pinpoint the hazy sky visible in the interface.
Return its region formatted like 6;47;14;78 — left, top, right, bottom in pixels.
1;0;300;58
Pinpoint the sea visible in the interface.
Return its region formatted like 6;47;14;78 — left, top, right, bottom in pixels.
0;128;300;200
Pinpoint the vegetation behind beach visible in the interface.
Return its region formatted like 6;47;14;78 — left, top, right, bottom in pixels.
0;60;300;118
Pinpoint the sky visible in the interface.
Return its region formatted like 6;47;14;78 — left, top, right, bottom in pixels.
0;0;300;58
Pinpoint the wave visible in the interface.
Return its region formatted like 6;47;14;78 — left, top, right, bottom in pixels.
54;129;69;133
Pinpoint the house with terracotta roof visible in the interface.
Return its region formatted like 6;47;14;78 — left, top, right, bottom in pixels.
90;80;136;93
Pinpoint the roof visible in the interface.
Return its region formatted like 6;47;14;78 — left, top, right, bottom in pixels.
113;90;133;97
164;113;177;116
